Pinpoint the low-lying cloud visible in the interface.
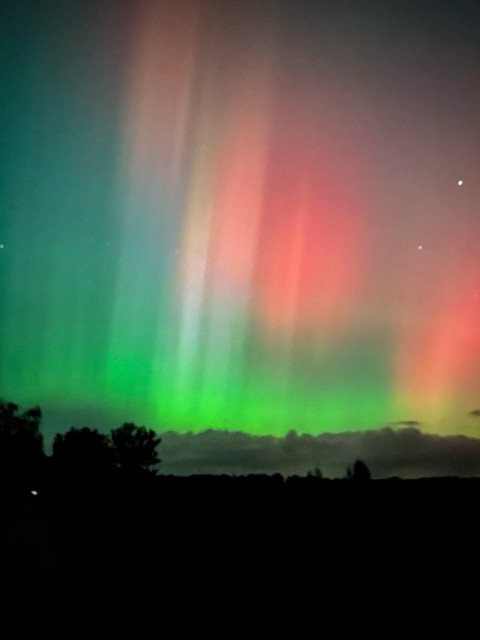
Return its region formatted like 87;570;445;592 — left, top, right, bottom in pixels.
37;401;480;478
158;427;480;478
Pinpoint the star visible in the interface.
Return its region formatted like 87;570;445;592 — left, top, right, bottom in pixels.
457;179;464;186
417;244;424;251
0;244;4;249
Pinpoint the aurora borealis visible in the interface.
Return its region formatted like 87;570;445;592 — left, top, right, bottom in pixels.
1;0;479;440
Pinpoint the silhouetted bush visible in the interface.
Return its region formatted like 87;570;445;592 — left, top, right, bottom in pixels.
0;401;45;492
111;422;161;477
52;427;116;487
347;459;372;481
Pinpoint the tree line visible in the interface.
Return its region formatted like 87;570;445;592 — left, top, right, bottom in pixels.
0;400;161;494
0;399;371;494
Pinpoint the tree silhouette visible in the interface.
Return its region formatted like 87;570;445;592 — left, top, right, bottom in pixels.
0;401;45;491
111;423;161;477
347;459;372;481
52;427;115;486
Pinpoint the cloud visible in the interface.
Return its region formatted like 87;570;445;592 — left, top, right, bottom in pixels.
388;420;422;428
157;427;480;479
35;401;480;478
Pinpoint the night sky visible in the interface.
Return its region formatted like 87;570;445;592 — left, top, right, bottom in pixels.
1;0;479;450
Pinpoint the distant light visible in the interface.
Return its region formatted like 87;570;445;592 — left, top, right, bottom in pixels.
457;179;464;186
30;490;38;496
417;244;424;251
0;244;4;249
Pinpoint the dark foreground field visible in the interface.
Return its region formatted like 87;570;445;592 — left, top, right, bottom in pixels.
3;476;479;637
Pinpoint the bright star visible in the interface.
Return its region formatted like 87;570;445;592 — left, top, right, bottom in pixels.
457;179;464;186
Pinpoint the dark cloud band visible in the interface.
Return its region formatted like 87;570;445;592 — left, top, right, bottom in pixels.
158;427;480;479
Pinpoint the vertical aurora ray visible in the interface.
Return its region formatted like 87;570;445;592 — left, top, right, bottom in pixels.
0;0;479;437
395;258;480;429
